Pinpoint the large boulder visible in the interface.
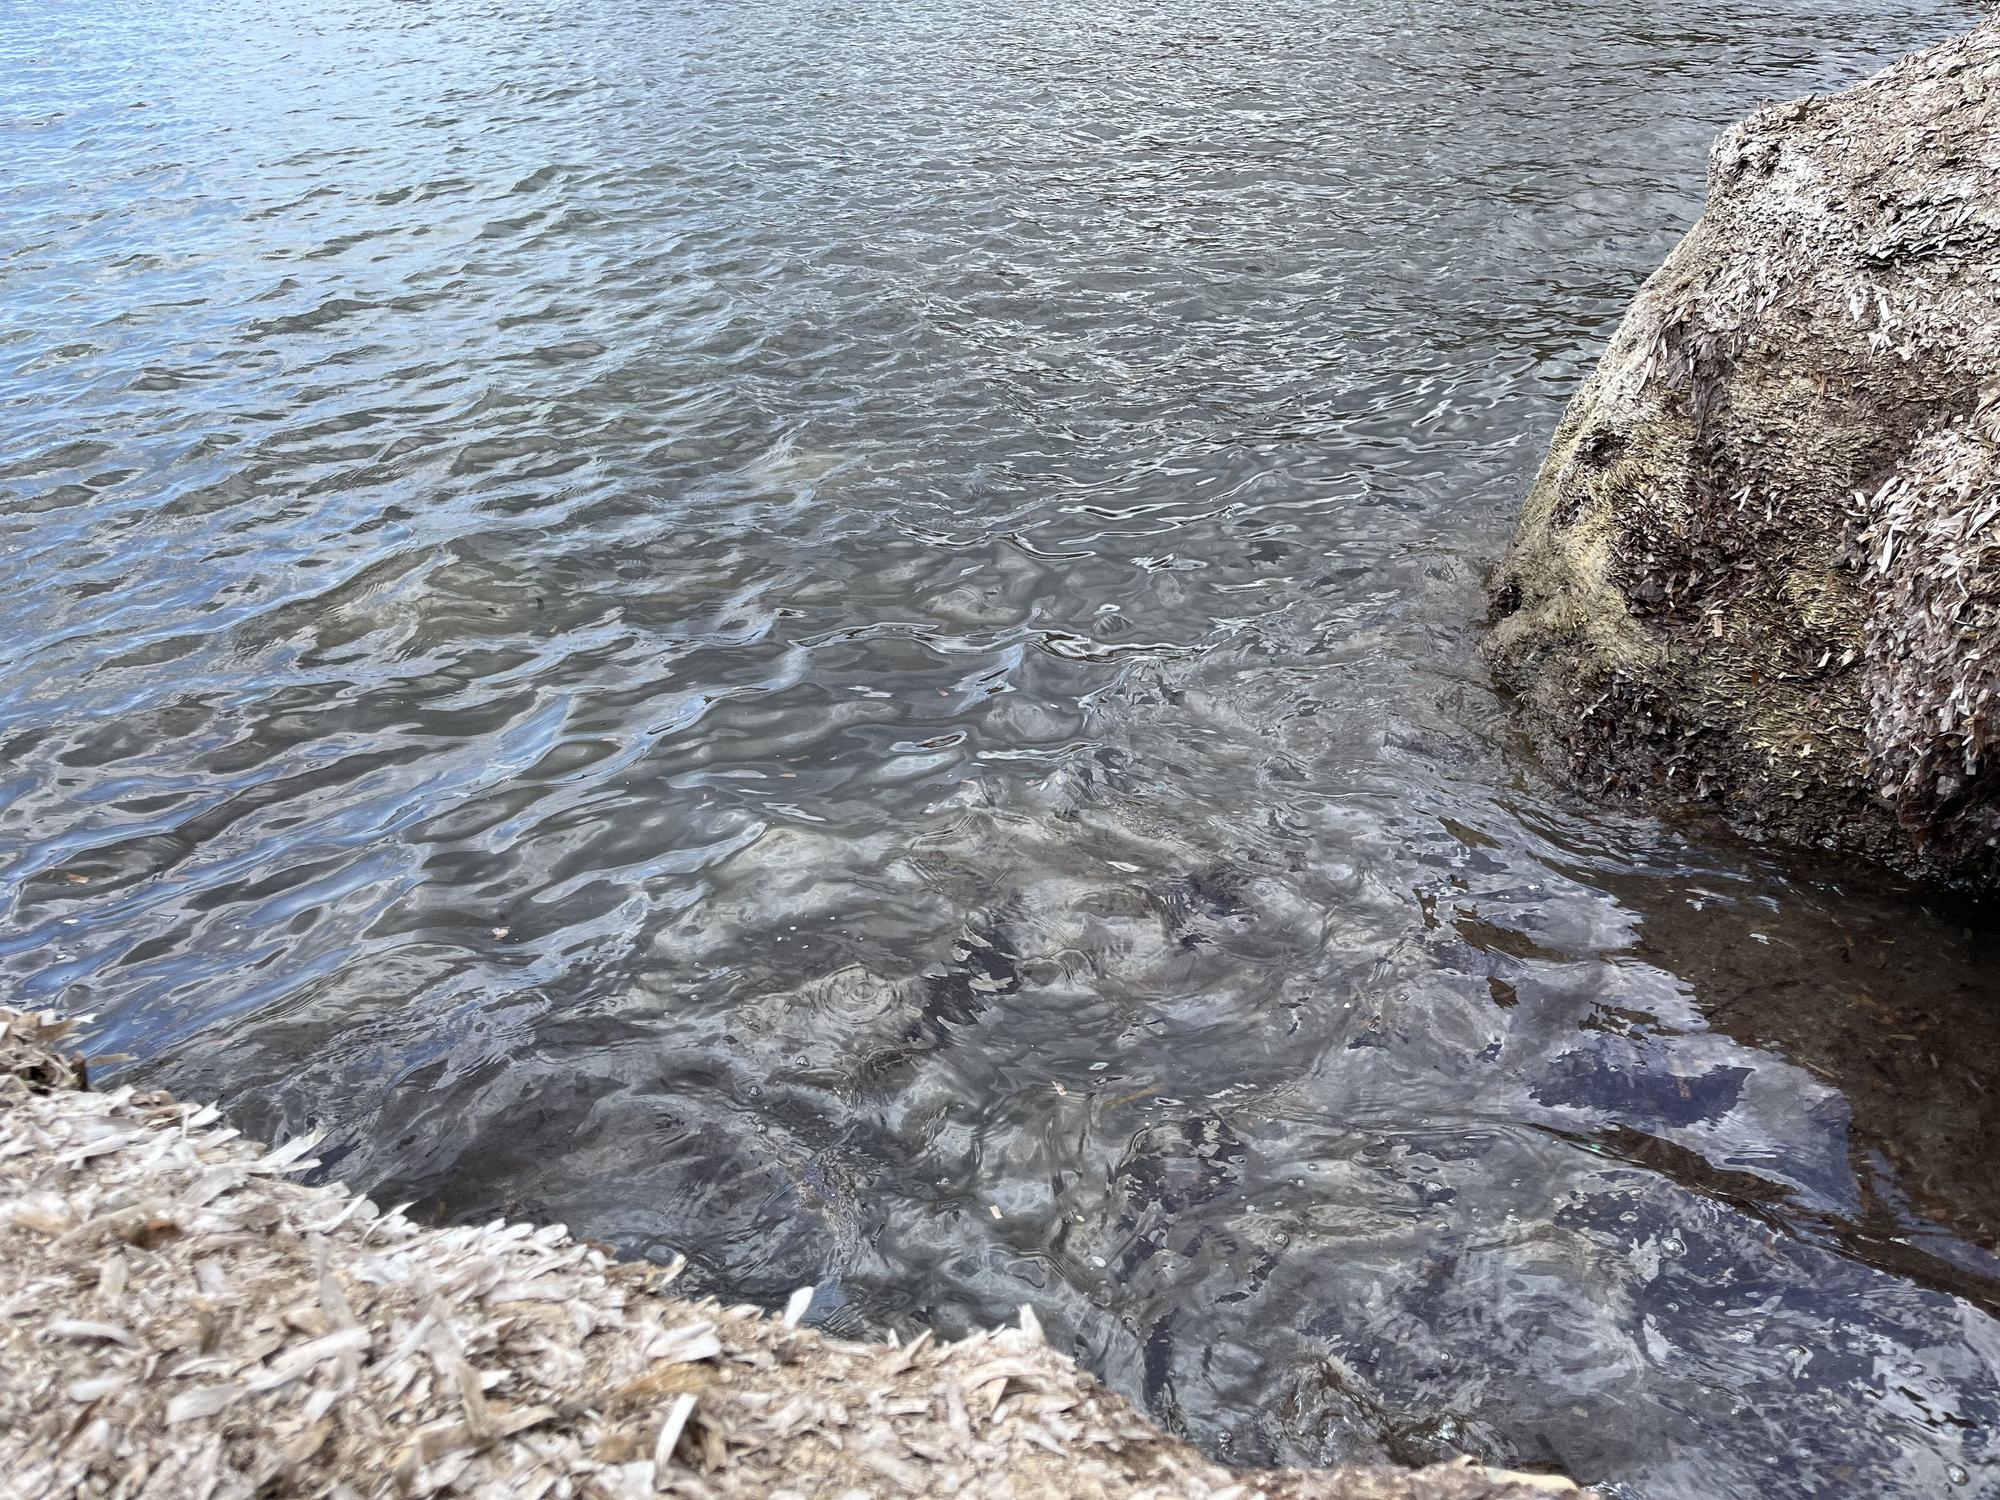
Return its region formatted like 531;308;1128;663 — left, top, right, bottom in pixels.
1487;20;2000;889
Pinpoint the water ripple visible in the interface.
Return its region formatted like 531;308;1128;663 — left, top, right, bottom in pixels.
4;2;1996;1496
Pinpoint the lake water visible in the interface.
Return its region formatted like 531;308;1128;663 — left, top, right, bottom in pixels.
5;2;1997;1495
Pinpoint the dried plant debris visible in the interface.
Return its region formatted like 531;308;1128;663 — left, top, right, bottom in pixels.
0;1010;1575;1500
1487;17;2000;888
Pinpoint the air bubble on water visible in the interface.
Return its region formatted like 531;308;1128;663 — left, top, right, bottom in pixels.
1948;1465;1970;1486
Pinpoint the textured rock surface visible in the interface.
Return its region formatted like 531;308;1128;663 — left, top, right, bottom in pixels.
1487;19;2000;887
0;1010;1574;1500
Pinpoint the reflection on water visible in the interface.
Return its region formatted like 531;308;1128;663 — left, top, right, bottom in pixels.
3;1;1995;1495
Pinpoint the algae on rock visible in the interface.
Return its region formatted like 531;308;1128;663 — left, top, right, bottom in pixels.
1488;18;2000;888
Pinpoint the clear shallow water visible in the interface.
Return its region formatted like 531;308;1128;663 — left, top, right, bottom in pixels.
4;0;1998;1493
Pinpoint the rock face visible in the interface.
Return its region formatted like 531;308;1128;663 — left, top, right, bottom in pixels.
1487;20;2000;888
0;1009;1574;1500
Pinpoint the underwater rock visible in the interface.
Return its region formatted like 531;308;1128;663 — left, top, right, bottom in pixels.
1488;19;2000;889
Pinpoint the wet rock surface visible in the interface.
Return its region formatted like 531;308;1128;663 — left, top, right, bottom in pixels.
1488;18;2000;889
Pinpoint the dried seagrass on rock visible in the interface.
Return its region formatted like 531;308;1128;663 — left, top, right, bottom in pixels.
1488;18;2000;889
0;1009;1578;1500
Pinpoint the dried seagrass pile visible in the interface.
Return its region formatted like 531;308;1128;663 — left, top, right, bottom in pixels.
0;1009;1573;1500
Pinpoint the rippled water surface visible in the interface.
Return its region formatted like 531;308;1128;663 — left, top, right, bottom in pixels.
6;2;1999;1494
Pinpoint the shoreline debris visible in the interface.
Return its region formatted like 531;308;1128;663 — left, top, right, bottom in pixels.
0;1008;1574;1499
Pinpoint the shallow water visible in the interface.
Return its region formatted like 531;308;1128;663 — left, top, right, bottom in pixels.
5;0;1998;1493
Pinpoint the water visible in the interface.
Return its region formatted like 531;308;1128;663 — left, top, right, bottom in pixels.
4;1;1996;1494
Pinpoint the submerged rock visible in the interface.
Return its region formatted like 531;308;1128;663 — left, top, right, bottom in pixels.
1487;19;2000;888
0;1009;1573;1499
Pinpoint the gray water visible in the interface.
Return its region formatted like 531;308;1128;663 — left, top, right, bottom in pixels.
5;2;1998;1495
